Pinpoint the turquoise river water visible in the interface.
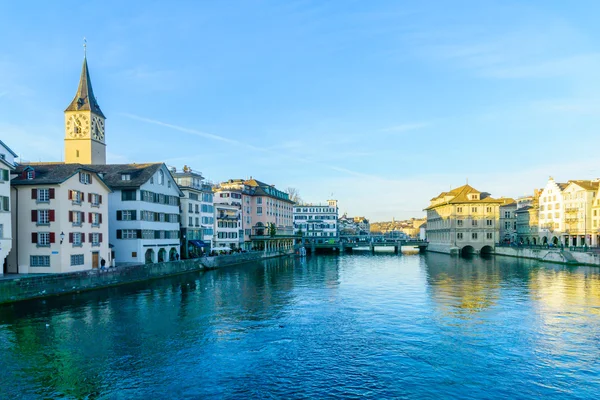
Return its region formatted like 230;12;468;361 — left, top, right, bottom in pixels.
1;252;599;399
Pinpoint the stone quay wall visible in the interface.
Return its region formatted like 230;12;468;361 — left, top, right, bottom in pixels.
0;250;293;305
493;247;600;266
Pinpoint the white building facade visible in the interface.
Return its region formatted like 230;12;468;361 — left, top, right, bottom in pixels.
93;163;183;265
538;177;567;246
0;140;17;275
294;200;339;243
8;164;111;274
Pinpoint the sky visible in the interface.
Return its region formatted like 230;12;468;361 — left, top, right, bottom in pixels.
1;0;600;221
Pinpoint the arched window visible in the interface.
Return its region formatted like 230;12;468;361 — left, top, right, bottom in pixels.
158;170;164;185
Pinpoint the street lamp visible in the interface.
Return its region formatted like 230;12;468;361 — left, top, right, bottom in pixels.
60;231;65;244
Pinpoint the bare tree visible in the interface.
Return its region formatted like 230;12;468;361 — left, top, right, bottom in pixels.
285;187;303;204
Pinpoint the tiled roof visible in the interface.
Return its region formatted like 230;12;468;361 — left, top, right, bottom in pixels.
426;184;504;210
91;163;163;189
568;180;600;191
11;163;109;190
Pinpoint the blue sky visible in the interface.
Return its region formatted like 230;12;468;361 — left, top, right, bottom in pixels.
2;1;600;221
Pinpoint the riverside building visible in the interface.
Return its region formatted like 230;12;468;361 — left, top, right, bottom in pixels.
0;140;17;275
561;180;598;247
425;184;507;255
537;177;568;246
8;164;111;273
293;200;339;243
172;166;214;258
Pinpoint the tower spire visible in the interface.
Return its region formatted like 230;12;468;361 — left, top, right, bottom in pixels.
65;45;105;118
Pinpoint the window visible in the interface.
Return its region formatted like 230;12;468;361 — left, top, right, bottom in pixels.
90;193;101;206
257;197;263;204
70;254;84;266
121;210;135;221
118;229;138;239
486;233;493;239
0;196;8;212
70;190;83;204
0;168;7;182
504;211;511;218
554;212;559;218
122;190;136;201
72;211;83;226
472;220;478;227
457;220;463;226
457;233;463;239
38;210;49;225
38;232;50;247
471;207;478;213
72;232;82;246
188;203;193;212
38;189;50;203
91;233;100;246
30;256;50;267
505;222;510;229
150;177;154;184
486;220;492;226
121;174;131;181
457;207;463;213
257;206;263;215
159;170;164;185
0;224;2;239
472;233;478;240
27;170;34;180
79;172;92;184
486;207;492;213
91;213;101;226
189;216;193;227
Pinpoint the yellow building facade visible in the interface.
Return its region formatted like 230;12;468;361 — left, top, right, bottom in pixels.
425;184;508;255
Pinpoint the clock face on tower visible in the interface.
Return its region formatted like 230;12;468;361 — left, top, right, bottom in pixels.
91;116;105;142
66;114;90;138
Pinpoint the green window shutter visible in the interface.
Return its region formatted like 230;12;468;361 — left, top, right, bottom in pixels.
2;169;8;181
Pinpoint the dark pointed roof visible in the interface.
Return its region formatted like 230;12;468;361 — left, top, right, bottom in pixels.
65;57;105;118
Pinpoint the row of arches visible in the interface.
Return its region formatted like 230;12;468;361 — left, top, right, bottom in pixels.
460;245;493;257
145;247;179;264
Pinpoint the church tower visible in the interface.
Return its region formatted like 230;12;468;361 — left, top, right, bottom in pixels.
64;53;106;165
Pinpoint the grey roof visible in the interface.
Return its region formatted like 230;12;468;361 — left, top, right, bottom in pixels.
65;57;105;118
11;163;109;190
0;139;17;157
91;163;163;189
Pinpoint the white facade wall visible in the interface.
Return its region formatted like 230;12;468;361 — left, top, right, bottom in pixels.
109;168;182;265
213;203;242;250
0;143;16;275
538;178;566;244
10;174;110;274
294;201;339;242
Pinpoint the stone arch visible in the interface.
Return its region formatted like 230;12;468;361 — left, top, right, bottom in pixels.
552;236;559;245
169;247;178;261
461;245;475;257
158;248;167;263
480;245;493;255
542;236;548;245
145;249;155;264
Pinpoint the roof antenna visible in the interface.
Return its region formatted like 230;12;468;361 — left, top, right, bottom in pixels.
83;37;87;58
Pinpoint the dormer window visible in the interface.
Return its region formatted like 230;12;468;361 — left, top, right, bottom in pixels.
121;174;131;181
159;170;165;185
26;170;34;180
79;172;92;184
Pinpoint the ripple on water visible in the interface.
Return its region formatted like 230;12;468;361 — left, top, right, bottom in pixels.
0;254;600;399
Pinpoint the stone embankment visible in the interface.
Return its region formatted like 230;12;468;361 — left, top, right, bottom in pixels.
0;250;293;305
493;247;600;266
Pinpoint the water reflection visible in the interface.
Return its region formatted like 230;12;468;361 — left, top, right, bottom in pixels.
0;254;599;399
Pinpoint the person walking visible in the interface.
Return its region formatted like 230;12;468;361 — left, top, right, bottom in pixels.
100;258;106;271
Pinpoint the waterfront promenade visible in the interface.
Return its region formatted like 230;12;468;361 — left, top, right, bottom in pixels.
1;253;599;399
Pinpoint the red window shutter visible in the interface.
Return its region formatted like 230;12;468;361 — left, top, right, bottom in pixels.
31;232;38;243
88;193;92;203
99;233;103;243
49;209;55;222
89;175;93;184
68;190;72;200
81;233;85;243
69;233;73;243
31;210;38;222
49;188;55;199
99;195;103;204
68;211;73;222
99;213;103;224
116;230;122;239
31;189;37;200
81;192;85;200
88;212;92;223
49;232;55;243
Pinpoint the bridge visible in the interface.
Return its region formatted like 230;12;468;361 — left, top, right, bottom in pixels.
299;236;428;255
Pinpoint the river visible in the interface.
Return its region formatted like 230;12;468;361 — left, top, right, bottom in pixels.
1;252;599;399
